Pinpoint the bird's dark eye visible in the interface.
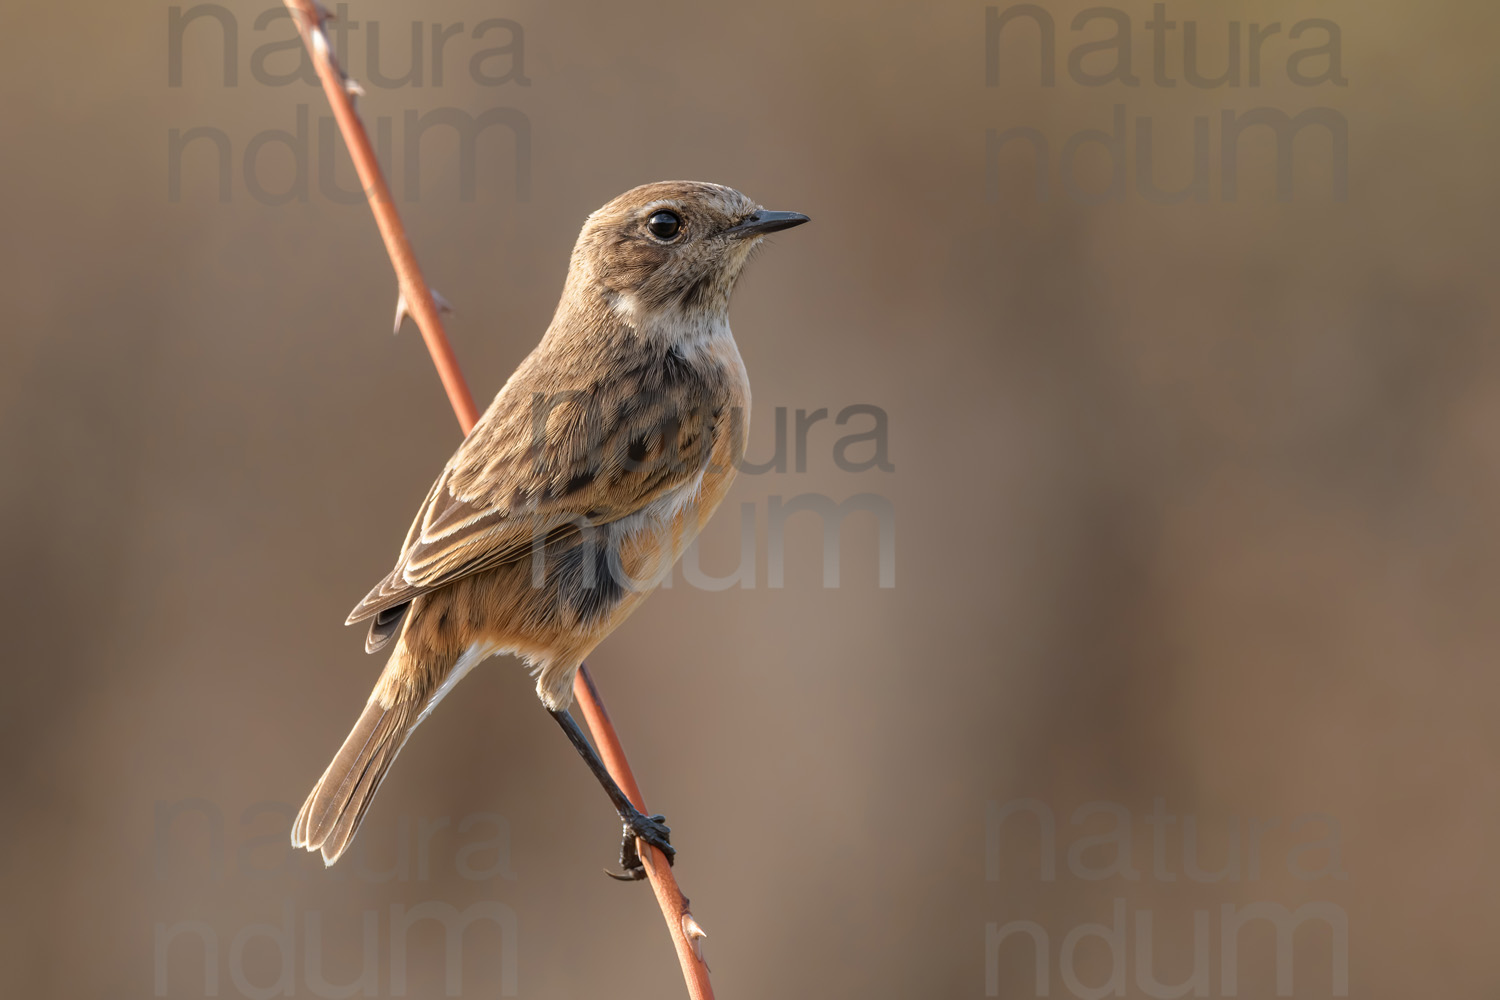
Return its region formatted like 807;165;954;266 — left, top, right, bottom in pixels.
647;211;682;240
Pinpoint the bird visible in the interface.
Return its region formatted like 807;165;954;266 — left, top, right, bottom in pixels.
291;180;808;876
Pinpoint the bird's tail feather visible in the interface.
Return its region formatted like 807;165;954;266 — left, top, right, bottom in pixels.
293;635;494;865
291;687;422;866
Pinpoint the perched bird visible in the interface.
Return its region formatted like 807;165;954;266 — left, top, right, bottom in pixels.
291;181;808;875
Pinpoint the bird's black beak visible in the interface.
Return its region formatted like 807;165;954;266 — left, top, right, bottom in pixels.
724;210;810;239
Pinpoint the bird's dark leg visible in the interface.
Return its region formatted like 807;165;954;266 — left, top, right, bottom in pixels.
549;707;674;880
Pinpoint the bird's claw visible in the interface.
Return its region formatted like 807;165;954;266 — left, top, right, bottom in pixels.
606;810;673;881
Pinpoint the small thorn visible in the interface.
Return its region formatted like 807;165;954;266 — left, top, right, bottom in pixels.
681;913;708;965
343;76;365;97
394;288;456;333
393;291;410;334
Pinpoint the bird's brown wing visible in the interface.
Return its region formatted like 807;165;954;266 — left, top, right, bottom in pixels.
347;362;721;629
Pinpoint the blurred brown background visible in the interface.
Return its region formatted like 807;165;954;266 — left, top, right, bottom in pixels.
2;1;1495;997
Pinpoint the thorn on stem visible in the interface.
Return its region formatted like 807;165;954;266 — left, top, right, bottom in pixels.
681;913;708;966
393;292;409;334
394;288;455;334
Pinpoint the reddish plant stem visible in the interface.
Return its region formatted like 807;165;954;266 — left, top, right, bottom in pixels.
574;668;713;1000
279;3;713;996
284;0;478;431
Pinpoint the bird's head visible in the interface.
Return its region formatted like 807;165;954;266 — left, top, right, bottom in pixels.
565;180;809;336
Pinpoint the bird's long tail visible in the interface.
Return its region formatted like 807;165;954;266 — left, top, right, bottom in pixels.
292;638;478;865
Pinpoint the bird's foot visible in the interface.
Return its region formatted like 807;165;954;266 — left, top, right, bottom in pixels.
605;808;674;881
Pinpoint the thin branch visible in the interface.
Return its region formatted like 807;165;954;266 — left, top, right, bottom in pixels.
575;668;713;997
283;0;478;431
278;3;714;996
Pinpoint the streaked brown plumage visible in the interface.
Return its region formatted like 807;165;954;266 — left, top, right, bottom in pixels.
292;181;808;868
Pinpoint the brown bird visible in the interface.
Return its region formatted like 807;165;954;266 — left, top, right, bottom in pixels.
291;181;808;875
